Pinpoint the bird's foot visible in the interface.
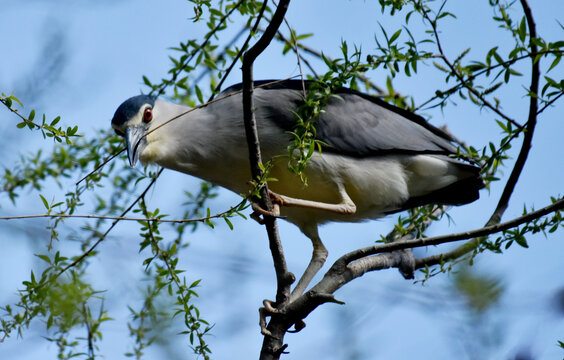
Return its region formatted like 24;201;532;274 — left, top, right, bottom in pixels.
267;190;287;207
250;202;282;224
259;299;307;335
259;299;279;336
250;190;287;224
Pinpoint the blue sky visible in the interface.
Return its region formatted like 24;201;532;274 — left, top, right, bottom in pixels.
1;1;563;359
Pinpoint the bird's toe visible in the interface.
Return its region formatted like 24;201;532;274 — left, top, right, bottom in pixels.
250;202;282;224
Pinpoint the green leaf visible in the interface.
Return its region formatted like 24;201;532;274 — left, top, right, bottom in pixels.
142;75;152;87
518;16;527;43
547;55;561;73
195;85;204;104
50;116;60;126
46;314;54;329
389;29;402;44
40;194;49;210
514;234;529;248
296;33;313;41
35;254;51;264
224;217;233;230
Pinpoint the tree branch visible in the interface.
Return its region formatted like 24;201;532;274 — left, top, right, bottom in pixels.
242;0;293;303
537;90;564;115
281;196;564;326
344;196;564;265
414;0;542;267
0;200;246;224
238;1;293;358
487;0;539;225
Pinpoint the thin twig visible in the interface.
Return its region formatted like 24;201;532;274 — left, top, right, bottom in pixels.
420;6;521;129
272;0;306;96
414;50;561;114
82;303;94;359
277;30;318;79
267;27;386;95
208;21;261;101
80;80;296;186
1;98;37;124
1;97;78;142
55;168;164;279
76;148;125;186
140;196;210;354
153;0;246;96
127;78;294;167
0;199;246;223
537;91;564;115
194;25;248;86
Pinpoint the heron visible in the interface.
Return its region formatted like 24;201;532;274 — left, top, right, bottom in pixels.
111;79;483;298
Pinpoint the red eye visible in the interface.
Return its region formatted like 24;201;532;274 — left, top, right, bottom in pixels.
143;107;153;122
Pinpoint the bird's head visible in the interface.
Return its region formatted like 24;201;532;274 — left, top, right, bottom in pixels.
111;94;160;167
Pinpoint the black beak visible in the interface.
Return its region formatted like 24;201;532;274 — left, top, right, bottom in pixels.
125;126;146;167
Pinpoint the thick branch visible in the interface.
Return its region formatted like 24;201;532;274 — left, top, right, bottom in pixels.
317;252;408;295
239;2;293;359
274;197;564;349
341;196;564;268
242;0;293;305
284;252;410;325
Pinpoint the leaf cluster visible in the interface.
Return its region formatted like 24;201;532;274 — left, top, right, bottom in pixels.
287;42;369;183
1;93;80;144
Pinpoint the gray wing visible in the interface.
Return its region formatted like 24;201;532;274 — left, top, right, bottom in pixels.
316;90;458;157
224;80;458;157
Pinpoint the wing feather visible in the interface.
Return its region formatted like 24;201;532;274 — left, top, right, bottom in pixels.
222;80;459;157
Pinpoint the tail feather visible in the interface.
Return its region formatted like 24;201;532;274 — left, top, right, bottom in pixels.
401;174;484;210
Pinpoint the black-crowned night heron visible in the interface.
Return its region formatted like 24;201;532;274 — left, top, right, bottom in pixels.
112;80;483;296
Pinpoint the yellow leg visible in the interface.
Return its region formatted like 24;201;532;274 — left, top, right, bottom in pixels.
270;183;356;215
